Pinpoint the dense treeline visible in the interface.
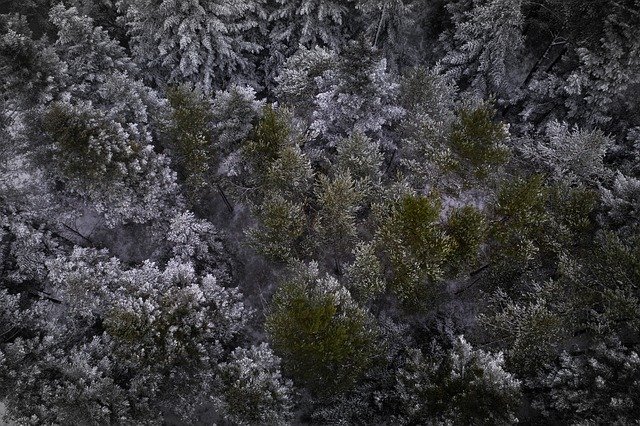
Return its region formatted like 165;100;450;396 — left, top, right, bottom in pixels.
1;0;639;424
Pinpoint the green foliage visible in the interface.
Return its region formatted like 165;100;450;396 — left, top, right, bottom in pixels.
244;106;291;180
400;67;456;121
336;131;384;187
491;175;549;269
166;85;213;201
266;263;377;395
345;242;386;304
449;103;510;178
479;282;570;376
446;205;487;270
265;145;314;199
43;104;131;181
378;194;454;308
314;171;364;255
248;193;308;262
562;232;640;335
548;183;598;239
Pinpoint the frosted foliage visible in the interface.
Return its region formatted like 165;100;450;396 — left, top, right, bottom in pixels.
275;46;336;121
5;221;51;283
45;102;179;227
42;6;179;226
0;13;66;107
0;247;251;424
168;211;218;259
535;341;640;424
211;84;264;150
270;0;353;51
0;336;137;425
439;0;524;98
524;121;612;184
310;42;404;143
118;0;264;93
563;14;640;126
356;0;418;67
602;172;640;232
219;343;293;425
2;1;640;424
104;262;248;367
395;336;521;424
49;5;165;123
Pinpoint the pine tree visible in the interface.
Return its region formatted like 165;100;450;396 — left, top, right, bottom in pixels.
41;101;179;227
118;0;265;93
309;39;404;146
0;13;65;111
355;0;415;67
1;246;251;424
166;85;214;203
535;340;640;424
267;0;356;82
395;336;521;424
439;0;525;100
33;6;180;227
266;262;377;395
314;170;364;258
218;343;294;425
522;121;612;185
376;194;455;309
275;45;337;125
211;84;265;157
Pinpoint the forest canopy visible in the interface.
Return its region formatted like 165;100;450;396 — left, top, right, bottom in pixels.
1;0;639;424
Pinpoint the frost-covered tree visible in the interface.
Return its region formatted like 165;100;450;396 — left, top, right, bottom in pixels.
0;247;251;424
0;13;65;111
166;211;232;279
309;39;404;146
218;343;294;425
602;172;640;234
41;101;179;227
523;1;640;129
210;84;264;157
395;336;522;425
22;6;181;227
276;40;403;147
275;45;335;123
267;0;356;81
534;340;640;424
270;0;355;49
118;0;265;93
398;67;457;186
522;121;612;185
266;262;377;395
479;282;570;375
439;0;525;99
355;0;416;67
